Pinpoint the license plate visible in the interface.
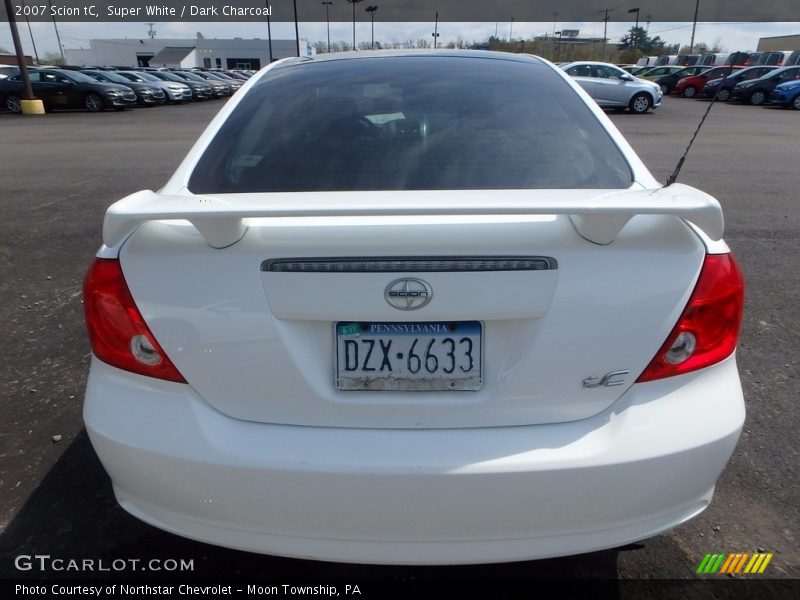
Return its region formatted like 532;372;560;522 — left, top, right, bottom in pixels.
335;322;482;391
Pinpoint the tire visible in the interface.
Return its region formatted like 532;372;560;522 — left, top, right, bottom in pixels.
682;86;697;98
793;94;800;110
748;90;766;106
5;93;22;113
660;83;671;95
716;88;731;102
628;92;652;114
85;93;104;112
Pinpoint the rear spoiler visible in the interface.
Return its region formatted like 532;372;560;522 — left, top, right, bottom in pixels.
103;184;723;249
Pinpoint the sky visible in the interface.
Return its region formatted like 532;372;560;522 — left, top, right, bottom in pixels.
2;20;799;58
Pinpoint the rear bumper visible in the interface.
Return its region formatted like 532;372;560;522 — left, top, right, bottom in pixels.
84;355;743;565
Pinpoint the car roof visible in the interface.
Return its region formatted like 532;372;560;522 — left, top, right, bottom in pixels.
273;49;549;70
560;60;620;67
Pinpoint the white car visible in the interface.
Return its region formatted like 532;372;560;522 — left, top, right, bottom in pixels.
562;61;664;113
83;51;744;565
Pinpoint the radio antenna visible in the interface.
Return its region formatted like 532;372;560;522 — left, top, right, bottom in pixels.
666;67;729;186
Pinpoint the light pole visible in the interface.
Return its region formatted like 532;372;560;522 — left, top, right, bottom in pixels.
628;7;640;51
552;12;558;37
432;11;439;49
46;0;65;64
346;0;364;50
3;0;42;114
266;0;273;62
555;31;563;61
322;1;332;53
365;5;377;50
293;0;300;57
21;1;40;64
628;7;640;29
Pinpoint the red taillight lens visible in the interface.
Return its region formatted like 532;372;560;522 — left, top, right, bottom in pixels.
637;253;744;383
83;258;186;383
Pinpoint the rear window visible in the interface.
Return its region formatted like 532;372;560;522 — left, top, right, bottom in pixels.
189;55;633;192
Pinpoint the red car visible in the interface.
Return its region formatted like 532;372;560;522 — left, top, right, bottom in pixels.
675;65;744;98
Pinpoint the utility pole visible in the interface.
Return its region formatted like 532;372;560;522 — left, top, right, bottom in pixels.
689;0;700;53
322;2;332;53
147;22;156;39
509;17;514;43
599;8;616;61
432;11;439;49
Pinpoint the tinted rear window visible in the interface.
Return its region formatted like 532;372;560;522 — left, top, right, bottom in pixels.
189;55;633;192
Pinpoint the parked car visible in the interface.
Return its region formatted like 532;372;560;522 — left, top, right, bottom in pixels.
219;70;249;81
561;61;662;113
83;51;744;564
655;65;708;95
0;66;19;80
696;52;730;66
0;68;136;113
784;50;800;66
143;70;213;101
637;65;687;85
663;54;698;66
700;66;779;101
116;71;193;103
731;65;800;105
626;65;652;76
635;56;659;67
80;69;166;106
171;70;231;97
197;70;244;92
757;51;792;66
675;65;741;98
769;78;800;109
745;52;763;66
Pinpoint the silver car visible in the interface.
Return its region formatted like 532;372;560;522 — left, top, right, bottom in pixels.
117;71;193;103
561;61;663;113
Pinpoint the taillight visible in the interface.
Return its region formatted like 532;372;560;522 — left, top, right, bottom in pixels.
637;253;744;382
83;258;186;383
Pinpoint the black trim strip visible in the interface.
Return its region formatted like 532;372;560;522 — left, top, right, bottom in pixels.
262;256;557;273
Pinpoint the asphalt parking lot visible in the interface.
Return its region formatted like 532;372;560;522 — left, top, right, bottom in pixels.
0;97;798;589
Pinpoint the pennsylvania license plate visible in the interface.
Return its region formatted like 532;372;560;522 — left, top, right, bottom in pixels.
335;322;482;391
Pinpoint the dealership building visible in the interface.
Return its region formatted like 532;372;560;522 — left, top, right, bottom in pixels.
757;34;800;52
64;37;313;69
